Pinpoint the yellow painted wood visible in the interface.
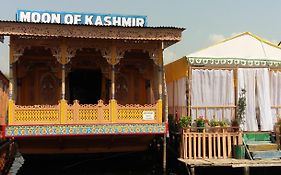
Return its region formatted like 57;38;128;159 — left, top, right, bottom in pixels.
59;99;68;124
8;99;15;125
164;57;187;83
156;99;162;123
110;99;117;123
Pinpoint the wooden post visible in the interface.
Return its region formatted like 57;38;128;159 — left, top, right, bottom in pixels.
59;99;67;124
59;41;68;124
61;64;66;100
110;44;117;100
188;65;192;116
8;44;14;125
243;166;250;175
110;99;117;123
111;65;115;99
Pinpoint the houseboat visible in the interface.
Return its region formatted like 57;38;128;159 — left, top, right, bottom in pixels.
0;10;184;154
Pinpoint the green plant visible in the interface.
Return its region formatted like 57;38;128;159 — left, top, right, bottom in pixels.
219;119;229;127
209;119;219;127
236;88;246;127
195;116;206;127
179;116;192;128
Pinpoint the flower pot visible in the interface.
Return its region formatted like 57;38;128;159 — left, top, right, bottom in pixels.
183;127;191;133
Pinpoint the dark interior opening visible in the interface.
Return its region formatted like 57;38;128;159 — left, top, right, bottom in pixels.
69;69;102;104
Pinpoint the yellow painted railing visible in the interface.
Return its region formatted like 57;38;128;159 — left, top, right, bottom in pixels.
8;99;162;125
181;128;242;159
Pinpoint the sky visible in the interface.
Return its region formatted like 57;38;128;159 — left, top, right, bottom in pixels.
1;0;281;75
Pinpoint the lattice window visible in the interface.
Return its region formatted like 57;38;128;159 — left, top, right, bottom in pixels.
103;109;110;121
15;109;59;122
117;104;157;122
78;109;98;121
67;109;74;121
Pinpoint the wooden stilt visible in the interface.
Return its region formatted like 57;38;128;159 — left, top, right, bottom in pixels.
190;167;195;175
243;166;250;175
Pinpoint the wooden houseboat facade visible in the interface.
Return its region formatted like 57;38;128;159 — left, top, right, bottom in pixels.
0;19;184;154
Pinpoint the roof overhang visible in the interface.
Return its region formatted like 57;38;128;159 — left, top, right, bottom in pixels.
0;21;184;48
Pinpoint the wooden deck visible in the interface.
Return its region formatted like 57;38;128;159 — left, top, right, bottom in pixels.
179;158;281;168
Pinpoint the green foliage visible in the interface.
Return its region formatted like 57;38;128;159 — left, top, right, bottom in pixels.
209;119;219;127
219;119;229;127
179;116;192;128
195;116;206;127
236;88;246;126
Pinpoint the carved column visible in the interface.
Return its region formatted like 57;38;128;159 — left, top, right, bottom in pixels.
148;45;163;101
50;42;76;100
102;44;124;100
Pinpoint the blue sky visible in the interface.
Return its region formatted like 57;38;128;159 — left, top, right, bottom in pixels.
1;0;281;74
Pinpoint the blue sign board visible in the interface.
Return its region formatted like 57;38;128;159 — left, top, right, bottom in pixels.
16;10;147;27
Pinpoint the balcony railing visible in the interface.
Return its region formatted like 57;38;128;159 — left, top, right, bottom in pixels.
8;99;162;125
181;127;242;159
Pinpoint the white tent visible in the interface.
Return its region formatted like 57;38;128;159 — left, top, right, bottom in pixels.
165;32;281;131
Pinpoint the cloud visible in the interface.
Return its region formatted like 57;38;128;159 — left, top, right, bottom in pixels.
208;33;239;44
208;34;226;44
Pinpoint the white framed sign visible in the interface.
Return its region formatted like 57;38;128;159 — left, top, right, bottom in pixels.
142;111;155;120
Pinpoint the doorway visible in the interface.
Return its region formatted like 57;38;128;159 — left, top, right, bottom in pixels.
69;69;102;104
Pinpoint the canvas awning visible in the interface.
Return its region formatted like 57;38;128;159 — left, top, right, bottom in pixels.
187;32;281;67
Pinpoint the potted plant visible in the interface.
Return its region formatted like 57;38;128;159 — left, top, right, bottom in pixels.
234;88;246;131
219;119;229;132
195;116;206;132
209;119;220;132
179;116;192;132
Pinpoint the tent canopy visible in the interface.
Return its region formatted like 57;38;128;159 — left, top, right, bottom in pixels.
187;32;281;67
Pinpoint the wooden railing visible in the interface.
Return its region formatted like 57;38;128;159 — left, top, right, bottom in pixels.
8;99;162;125
190;106;236;120
182;127;242;159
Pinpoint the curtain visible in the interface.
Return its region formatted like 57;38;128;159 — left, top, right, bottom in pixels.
191;69;234;122
256;69;273;131
270;71;281;124
238;69;258;131
167;77;187;118
238;68;273;131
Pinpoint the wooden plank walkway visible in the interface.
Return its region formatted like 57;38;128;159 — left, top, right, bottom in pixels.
178;158;281;168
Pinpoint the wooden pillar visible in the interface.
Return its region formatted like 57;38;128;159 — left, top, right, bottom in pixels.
188;65;192;116
111;45;117;100
234;66;238;119
8;44;15;125
61;64;66;100
60;42;67;100
111;65;115;99
59;41;68;124
9;43;15;101
243;166;250;175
